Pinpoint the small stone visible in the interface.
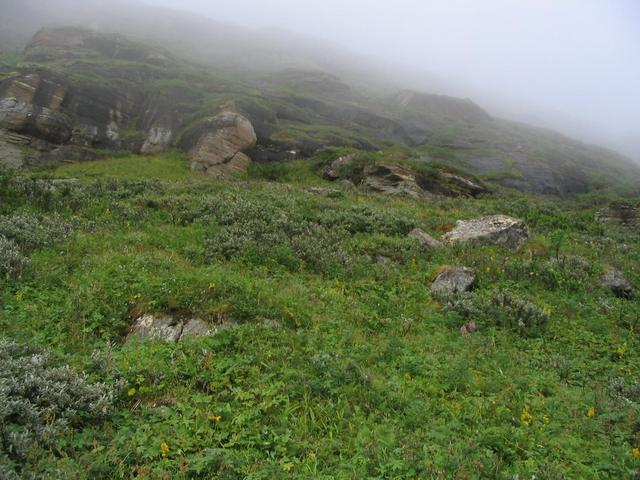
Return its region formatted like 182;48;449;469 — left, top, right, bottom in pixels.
408;228;441;249
431;267;476;299
602;267;634;299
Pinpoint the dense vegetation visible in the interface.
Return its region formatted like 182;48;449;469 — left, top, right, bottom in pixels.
1;151;639;479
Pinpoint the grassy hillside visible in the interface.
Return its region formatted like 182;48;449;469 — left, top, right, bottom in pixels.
1;151;639;478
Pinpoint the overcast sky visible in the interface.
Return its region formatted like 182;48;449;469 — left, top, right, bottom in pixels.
143;0;639;154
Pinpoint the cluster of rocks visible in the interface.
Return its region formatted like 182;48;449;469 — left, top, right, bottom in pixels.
407;215;635;301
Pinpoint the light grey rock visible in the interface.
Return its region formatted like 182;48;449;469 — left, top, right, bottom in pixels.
431;267;476;299
127;314;234;343
602;267;634;299
442;215;529;250
408;228;441;249
127;314;183;343
180;318;214;338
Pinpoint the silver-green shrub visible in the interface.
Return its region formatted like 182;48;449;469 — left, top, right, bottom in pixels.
0;236;28;279
0;340;115;476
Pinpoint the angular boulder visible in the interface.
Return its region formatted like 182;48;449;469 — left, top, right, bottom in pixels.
442;215;529;250
602;267;634;299
361;164;426;198
431;267;476;299
408;228;441;249
188;110;257;177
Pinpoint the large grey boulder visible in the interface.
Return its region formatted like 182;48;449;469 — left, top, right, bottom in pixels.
431;267;476;299
602;267;634;299
408;228;441;249
442;215;529;250
188;110;257;177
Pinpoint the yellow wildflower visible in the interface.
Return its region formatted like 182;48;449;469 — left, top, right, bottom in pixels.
160;442;169;458
586;406;596;418
208;415;222;423
520;406;533;427
632;447;640;460
616;341;628;358
127;388;136;397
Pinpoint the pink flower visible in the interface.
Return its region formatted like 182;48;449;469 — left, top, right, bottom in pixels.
460;321;477;335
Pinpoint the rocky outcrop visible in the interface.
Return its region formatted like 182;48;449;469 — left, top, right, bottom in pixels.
0;74;72;144
597;202;639;226
408;228;441;249
186;111;257;177
431;267;476;299
361;164;426;198
0;129;34;168
443;215;529;250
126;314;232;343
601;267;634;299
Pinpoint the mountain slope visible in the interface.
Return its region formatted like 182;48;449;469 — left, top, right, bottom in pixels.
2;27;639;195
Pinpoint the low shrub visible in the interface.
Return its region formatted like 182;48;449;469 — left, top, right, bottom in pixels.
0;213;72;252
445;289;549;337
0;340;116;477
0;236;28;279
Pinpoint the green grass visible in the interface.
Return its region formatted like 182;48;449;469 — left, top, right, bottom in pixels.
1;156;640;479
53;151;203;181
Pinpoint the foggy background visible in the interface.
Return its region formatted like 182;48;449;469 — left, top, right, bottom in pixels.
140;0;640;160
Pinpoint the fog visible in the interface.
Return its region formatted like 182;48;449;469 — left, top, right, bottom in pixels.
141;0;640;160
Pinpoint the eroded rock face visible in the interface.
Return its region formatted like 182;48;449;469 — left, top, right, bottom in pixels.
431;267;476;299
442;215;529;250
408;228;441;249
361;164;426;198
187;111;257;177
126;314;230;343
602;267;634;299
141;127;174;154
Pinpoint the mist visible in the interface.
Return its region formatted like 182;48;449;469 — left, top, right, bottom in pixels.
140;0;640;160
